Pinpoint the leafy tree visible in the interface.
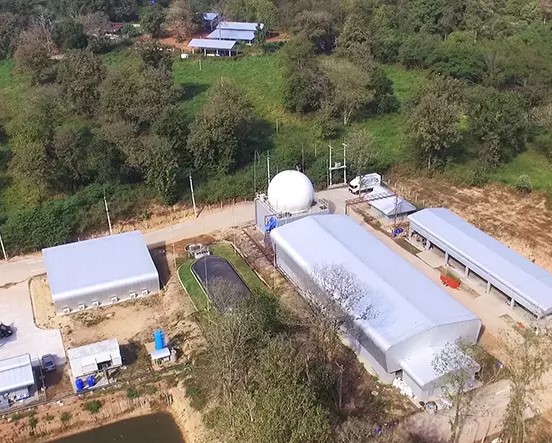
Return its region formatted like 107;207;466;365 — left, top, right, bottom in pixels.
321;58;374;126
100;65;179;131
51;126;94;191
223;0;277;28
137;41;173;71
140;4;166;38
143;135;178;203
399;33;439;69
281;38;330;113
468;88;528;168
186;78;253;173
432;342;478;443
406;75;464;169
345;128;381;176
292;10;336;54
431;35;487;83
464;0;495;41
58;50;106;115
52;19;88;50
166;0;201;41
411;0;464;37
13;28;53;84
0;12;22;59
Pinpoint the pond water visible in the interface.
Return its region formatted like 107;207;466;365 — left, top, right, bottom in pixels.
48;413;184;443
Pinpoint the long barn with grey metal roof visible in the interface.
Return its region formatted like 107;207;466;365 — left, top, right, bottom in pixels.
408;208;552;318
270;214;481;401
43;231;159;315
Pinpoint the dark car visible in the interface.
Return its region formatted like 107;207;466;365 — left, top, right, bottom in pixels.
41;354;56;372
0;323;12;339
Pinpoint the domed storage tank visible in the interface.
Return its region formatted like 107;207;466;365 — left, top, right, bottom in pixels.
268;170;315;214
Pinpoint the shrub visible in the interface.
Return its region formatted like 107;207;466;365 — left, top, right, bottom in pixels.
514;174;532;193
83;400;103;414
29;416;38;430
60;412;71;424
126;387;140;399
399;34;439;69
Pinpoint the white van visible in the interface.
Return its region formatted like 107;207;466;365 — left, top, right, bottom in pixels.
348;173;382;194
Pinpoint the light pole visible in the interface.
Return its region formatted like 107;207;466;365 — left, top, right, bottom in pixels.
0;231;7;261
103;189;113;235
189;174;198;217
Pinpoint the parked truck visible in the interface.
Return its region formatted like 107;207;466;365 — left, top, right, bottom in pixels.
348;173;382;194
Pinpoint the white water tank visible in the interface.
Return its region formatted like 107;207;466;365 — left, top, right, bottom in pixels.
268;170;315;214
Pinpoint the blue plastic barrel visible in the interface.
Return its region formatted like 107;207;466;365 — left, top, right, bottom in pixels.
154;329;165;350
87;375;95;387
75;378;84;391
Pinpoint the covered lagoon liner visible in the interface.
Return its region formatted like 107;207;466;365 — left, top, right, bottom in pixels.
271;214;481;401
43;231;160;314
409;208;552;318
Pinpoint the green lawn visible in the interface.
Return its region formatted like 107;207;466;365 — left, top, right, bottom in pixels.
178;259;210;312
491;148;552;192
177;242;267;313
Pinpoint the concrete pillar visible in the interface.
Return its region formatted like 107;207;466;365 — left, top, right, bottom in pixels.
509;297;515;309
408;226;413;240
444;251;449;266
485;281;491;294
424;240;431;251
464;265;469;278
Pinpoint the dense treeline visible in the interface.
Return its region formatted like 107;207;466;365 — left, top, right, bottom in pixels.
1;0;552;253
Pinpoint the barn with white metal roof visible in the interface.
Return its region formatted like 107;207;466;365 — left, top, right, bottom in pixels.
408;208;552;318
43;231;159;315
270;214;481;401
216;21;264;31
207;29;256;42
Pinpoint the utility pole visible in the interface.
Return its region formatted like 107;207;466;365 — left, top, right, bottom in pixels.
0;231;7;261
342;142;347;184
267;153;271;188
253;151;258;194
329;144;332;187
103;190;113;235
189;174;198;217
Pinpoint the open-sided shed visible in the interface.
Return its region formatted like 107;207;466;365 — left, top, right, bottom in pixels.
409;208;552;318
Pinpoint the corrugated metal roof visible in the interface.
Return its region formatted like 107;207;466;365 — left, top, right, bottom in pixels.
270;215;478;351
189;38;236;50
207;29;255;41
0;354;34;393
43;231;158;303
151;348;171;360
202;12;219;21
216;21;263;31
409;208;552;316
67;338;120;361
368;186;417;216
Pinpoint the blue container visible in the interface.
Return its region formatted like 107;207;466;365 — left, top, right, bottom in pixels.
75;378;84;391
154;329;165;350
87;375;95;387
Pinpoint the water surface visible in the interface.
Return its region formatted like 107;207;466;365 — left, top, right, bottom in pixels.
48;413;184;443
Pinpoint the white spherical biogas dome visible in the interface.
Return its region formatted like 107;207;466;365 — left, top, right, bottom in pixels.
268;170;315;214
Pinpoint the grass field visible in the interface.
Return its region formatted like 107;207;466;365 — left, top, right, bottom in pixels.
177;242;267;313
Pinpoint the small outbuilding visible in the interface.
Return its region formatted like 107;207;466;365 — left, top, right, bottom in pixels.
43;231;160;315
202;12;220;30
67;338;122;380
188;38;237;56
365;186;417;225
0;354;35;403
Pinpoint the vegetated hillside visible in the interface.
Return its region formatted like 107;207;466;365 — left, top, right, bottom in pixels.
1;0;552;256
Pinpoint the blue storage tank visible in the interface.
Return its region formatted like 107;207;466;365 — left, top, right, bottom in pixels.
154;329;165;350
87;375;96;387
75;378;84;391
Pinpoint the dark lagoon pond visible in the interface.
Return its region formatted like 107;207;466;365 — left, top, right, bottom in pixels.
48;413;184;443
